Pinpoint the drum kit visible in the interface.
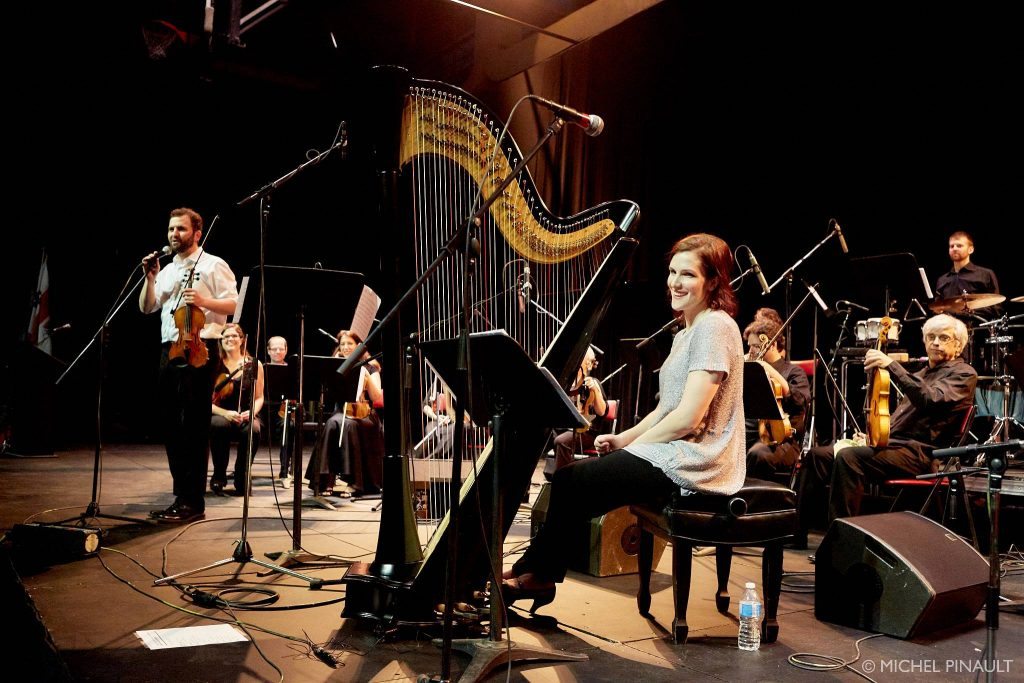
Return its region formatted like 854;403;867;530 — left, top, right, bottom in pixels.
926;292;1024;444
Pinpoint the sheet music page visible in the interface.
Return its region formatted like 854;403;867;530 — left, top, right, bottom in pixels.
918;267;934;300
232;275;249;323
350;285;381;341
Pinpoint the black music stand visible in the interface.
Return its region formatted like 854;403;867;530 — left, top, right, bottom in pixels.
419;330;589;683
844;253;930;317
743;360;788;422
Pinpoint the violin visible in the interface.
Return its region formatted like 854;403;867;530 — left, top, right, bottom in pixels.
865;316;893;447
167;269;207;368
212;360;248;406
755;333;795;445
573;377;603;433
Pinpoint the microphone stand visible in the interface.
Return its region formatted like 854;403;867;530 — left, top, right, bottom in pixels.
340;116;583;683
55;261;165;527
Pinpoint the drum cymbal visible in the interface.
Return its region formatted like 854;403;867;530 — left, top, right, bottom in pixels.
928;293;1006;314
1012;295;1024;303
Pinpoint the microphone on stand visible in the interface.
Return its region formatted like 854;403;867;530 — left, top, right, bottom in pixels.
532;97;605;137
806;283;830;312
635;319;679;351
748;249;770;295
830;219;849;254
317;327;338;345
836;299;870;313
932;439;1024;461
518;265;531;314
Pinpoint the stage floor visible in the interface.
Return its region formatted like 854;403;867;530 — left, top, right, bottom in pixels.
2;443;1022;682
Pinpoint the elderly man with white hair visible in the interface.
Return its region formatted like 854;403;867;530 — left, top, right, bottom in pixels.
796;314;977;545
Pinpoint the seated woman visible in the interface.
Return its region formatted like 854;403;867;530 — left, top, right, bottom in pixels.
502;233;746;609
307;329;384;496
209;323;265;496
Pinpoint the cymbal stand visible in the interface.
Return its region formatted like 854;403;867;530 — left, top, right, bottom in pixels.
980;318;1024;448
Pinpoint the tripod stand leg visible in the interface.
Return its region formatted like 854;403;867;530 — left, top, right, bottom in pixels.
445;638;588;683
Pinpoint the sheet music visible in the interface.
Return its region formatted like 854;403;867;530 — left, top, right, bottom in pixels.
350;285;381;341
918;267;933;300
232;275;249;323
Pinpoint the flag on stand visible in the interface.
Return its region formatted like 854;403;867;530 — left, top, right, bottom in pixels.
27;250;52;355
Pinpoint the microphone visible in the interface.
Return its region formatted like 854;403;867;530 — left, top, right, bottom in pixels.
635;319;679;350
748;250;770;295
532;96;605;137
836;299;869;312
931;439;1024;461
49;323;72;334
518;265;532;314
831;219;849;254
317;327;338;344
806;283;829;312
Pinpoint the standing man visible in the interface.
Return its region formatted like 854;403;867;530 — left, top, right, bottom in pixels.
140;207;237;522
934;230;999;300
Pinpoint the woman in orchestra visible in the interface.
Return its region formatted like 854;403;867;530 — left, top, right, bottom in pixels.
502;233;746;610
307;330;384;497
209;323;265;496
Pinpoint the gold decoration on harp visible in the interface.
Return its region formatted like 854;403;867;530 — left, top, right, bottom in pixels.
399;96;617;264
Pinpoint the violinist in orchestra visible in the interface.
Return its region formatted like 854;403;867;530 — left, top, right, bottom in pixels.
139;207;237;523
552;346;609;471
306;329;384;497
797;313;976;546
743;315;810;480
501;233;745;611
209;323;265;495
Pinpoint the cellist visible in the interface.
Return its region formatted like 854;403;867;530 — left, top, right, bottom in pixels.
139;207;237;523
796;314;976;548
743;313;810;480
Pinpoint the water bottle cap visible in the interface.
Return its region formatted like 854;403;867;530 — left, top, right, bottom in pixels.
744;582;755;588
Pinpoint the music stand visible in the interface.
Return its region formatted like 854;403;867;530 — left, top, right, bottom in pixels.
844;253;931;317
419;330;589;683
743;360;788;421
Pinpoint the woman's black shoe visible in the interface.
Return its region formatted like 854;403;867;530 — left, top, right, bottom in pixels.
210;477;226;495
500;577;556;614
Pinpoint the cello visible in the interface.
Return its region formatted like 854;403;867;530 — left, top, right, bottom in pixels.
865;316;893;447
167;269;208;368
754;333;795;445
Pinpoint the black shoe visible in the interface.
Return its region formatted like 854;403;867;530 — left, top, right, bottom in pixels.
152;504;205;523
500;576;556;614
210;477;226;495
785;533;809;550
149;501;180;518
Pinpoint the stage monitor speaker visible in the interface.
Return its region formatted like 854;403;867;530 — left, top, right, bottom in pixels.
531;483;667;577
815;511;987;638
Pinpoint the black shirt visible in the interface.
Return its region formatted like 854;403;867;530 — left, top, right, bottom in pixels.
887;357;977;454
935;262;1000;300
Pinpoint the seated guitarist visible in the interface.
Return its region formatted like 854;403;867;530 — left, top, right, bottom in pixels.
743;314;810;480
796;313;976;547
553;346;609;471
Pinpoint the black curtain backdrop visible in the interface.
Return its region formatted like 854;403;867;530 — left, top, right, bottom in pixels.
6;2;1018;445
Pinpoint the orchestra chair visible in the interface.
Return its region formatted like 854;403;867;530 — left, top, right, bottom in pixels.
630;477;798;644
880;404;979;548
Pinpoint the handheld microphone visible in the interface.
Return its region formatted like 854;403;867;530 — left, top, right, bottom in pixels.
532;96;605;137
836;299;870;312
831;219;849;254
748;250;770;295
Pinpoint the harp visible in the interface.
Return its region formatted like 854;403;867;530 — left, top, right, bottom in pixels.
341;68;640;626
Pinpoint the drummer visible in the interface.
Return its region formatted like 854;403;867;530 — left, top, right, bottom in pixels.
935;230;1000;301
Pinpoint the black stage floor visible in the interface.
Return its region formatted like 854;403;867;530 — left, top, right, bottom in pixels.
2;444;1022;682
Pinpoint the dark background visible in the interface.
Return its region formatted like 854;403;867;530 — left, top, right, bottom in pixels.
4;1;1019;449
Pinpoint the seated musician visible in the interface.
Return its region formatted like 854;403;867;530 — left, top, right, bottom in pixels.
306;330;384;497
501;234;745;610
796;313;977;548
265;335;292;482
209;323;265;495
417;381;472;459
552;346;609;471
743;314;810;479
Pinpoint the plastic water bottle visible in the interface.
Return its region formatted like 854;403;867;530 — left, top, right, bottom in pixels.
738;581;762;651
